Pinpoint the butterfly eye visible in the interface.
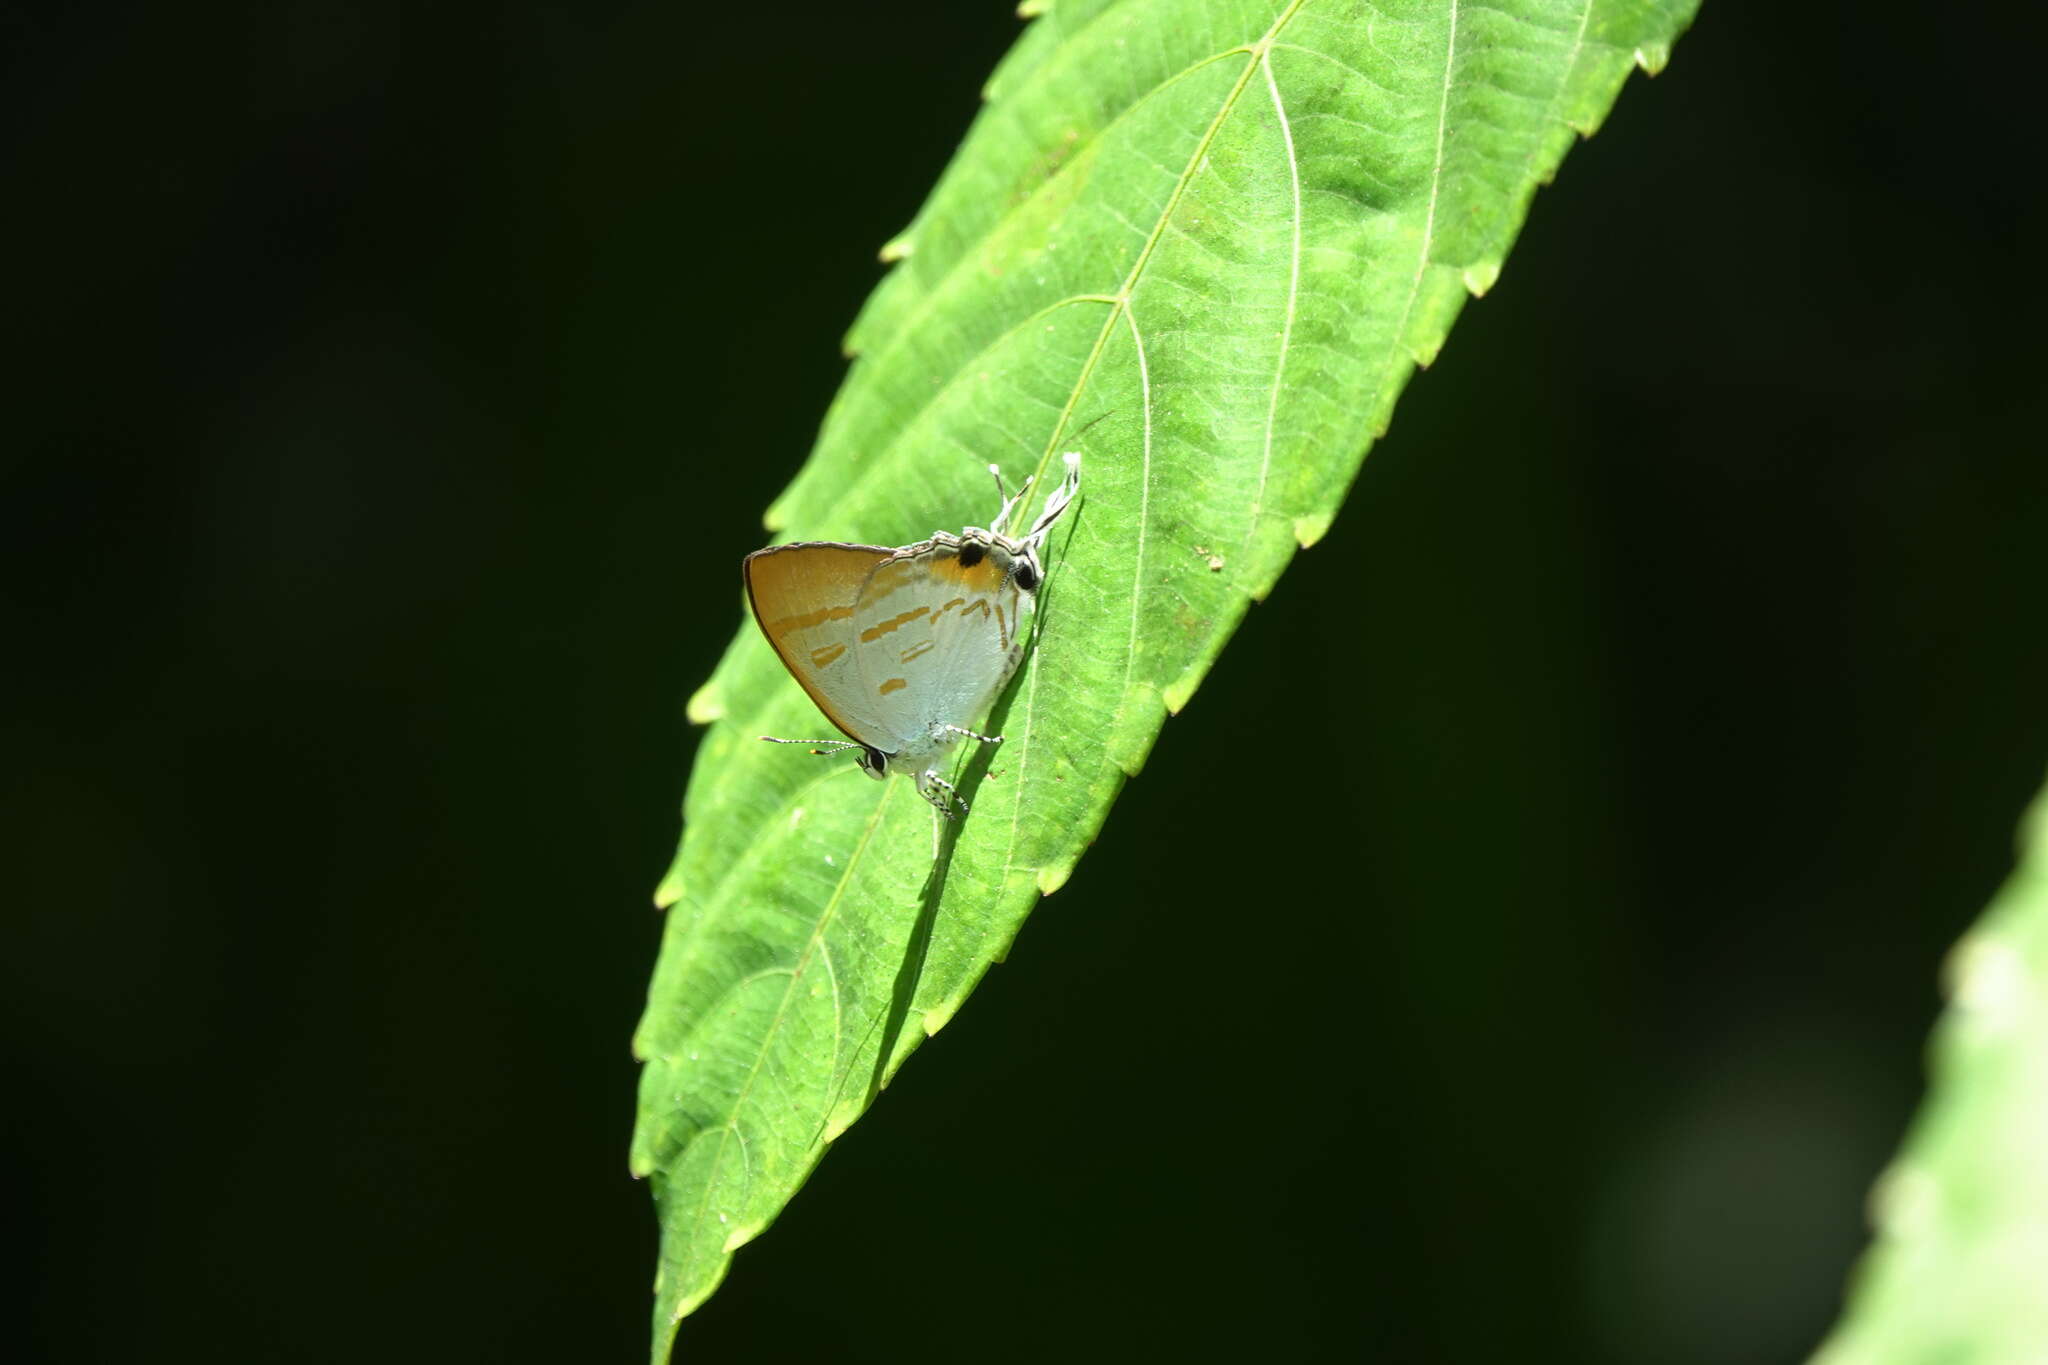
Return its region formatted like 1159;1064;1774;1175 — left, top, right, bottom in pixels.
859;746;889;779
1013;562;1039;592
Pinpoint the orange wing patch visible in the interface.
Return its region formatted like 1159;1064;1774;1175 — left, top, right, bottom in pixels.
743;542;895;744
926;544;1010;595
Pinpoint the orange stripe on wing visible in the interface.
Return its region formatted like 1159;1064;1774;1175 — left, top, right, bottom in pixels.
878;677;908;696
766;604;854;633
859;606;928;642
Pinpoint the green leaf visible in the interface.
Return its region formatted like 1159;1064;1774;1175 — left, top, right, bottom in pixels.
633;0;1699;1352
1814;777;2048;1364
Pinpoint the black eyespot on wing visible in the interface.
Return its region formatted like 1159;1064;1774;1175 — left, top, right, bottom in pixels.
1013;561;1039;592
955;542;987;568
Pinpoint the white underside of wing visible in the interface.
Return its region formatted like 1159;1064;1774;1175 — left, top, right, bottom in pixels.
848;539;1028;764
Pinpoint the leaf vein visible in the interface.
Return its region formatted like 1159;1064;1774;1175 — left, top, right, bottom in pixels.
1384;0;1460;366
1248;46;1303;534
675;781;898;1288
1013;0;1314;518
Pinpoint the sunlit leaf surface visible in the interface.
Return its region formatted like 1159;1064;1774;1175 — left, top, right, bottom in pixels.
632;0;1699;1352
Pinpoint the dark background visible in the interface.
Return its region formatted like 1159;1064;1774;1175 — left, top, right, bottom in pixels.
8;2;2043;1362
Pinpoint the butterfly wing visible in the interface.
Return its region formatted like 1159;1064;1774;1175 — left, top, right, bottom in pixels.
744;541;898;746
849;537;1028;747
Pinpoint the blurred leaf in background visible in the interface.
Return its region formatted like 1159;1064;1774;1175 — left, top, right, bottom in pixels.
1815;778;2048;1364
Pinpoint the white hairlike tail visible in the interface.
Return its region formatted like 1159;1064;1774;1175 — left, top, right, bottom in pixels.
1025;452;1082;551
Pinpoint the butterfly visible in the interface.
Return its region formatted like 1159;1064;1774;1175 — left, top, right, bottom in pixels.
744;452;1081;819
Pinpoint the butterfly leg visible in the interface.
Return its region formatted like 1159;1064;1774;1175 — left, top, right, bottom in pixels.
940;724;1002;746
918;769;966;820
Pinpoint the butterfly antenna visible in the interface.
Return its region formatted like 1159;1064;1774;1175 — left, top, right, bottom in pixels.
759;735;863;756
988;463;1035;531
